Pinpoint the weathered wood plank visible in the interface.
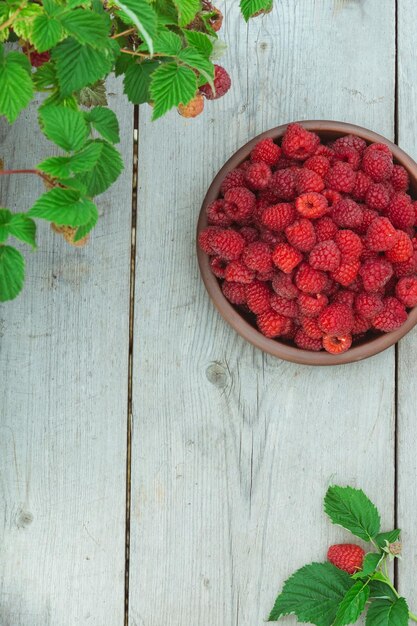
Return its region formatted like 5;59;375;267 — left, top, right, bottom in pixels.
0;77;132;625
130;1;396;625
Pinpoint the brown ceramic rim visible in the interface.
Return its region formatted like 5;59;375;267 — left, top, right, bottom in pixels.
197;120;417;365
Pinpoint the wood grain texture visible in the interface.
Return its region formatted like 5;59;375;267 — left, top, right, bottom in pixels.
130;2;396;625
0;77;132;625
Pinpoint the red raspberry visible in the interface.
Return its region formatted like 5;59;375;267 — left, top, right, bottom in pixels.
325;162;356;193
335;230;363;261
257;309;288;337
365;182;390;211
332;198;363;229
352;314;372;335
294;329;322;351
300;316;323;339
318;303;354;335
262;203;296;231
272;243;303;273
315;216;338;243
327;544;365;575
367;142;392;156
245;281;271;314
355;293;384;319
304;155;330;177
373;297;407;332
259;228;285;245
387;193;414;230
199;65;231;99
238;160;251;172
295;169;324;194
207;199;233;226
198;226;220;254
393;251;417;277
245;161;272;190
250;137;281;166
257;187;282;205
322;334;352;354
298;292;328;317
285;218;316;252
357;207;378;235
26;49;51;67
220;169;247;195
210;228;245;260
351;170;372;201
281;318;296;339
270;169;297;200
257;268;275;282
272;273;299;299
309;240;341;272
275;157;300;170
295;263;328;294
222;281;246;304
224;187;255;222
253;197;271;223
322;189;342;208
239;226;259;243
346;277;362;292
242;241;272;272
362;145;393;182
360;258;393;292
270;293;298;317
334;290;356;308
210;256;228;278
281;123;320;160
391;165;409;191
396;276;417;307
315;144;336;158
385;231;413;263
366;217;399;251
225;260;255;283
296;192;328;219
331;260;360;287
333;135;367;154
333;144;361;170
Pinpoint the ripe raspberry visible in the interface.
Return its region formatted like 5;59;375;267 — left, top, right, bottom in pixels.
362;146;393;182
259;228;285;245
322;189;342;208
334;290;356;308
315;217;338;243
198;225;220;253
331;260;360;287
210;228;245;260
296;192;328;219
199;65;231;99
257;309;288;337
250;137;281;166
210;256;228;278
270;293;298;318
239;226;259;243
295;263;328;294
393;251;417;277
242;241;273;272
257;268;275;282
245;281;271;314
351;170;372;201
281;123;320;160
365;182;390;211
360;258;393;292
396;276;417;307
391;165;409;192
245;161;272;190
357;207;378;235
295;169;324;194
257;187;282;205
262;203;296;231
355;293;384;319
325;161;356;193
304;155;330;178
222;281;246;304
366;217;399;251
285;218;316;252
272;243;303;273
309;240;341;272
322;334;353;354
270;169;297;200
281;319;297;339
220;169;246;195
367;142;392;156
387;193;414;230
333;144;361;170
294;329;322;351
373;297;407;332
327;544;365;574
178;94;204;118
353;314;372;335
332;198;363;229
335;230;363;261
333;134;367;154
275;157;300;170
318;302;354;336
26;49;51;67
385;231;413;263
207;199;233;226
300;316;323;339
224;260;255;283
272;273;300;299
298;292;328;317
224;187;256;222
315;144;336;158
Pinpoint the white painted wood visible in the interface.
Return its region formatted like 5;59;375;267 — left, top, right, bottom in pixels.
0;77;132;625
130;2;396;625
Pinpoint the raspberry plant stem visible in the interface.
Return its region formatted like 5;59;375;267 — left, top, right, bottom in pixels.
0;1;28;32
0;168;50;183
111;28;135;39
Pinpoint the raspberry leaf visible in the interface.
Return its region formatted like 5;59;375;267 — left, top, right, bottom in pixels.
183;30;214;59
366;597;408;626
240;0;273;21
59;9;110;48
28;188;97;227
178;47;214;86
112;0;157;55
32;63;58;90
38;141;104;177
268;562;354;626
73;208;98;242
375;530;401;550
352;553;382;580
153;30;182;55
0;209;12;244
334;581;370;626
0;246;25;301
150;62;197;120
123;61;159;105
8;214;37;249
324;486;381;542
0;47;33;123
78;140;123;196
369;579;398;602
32;13;64;52
172;0;200;27
39;105;88;152
84;106;120;144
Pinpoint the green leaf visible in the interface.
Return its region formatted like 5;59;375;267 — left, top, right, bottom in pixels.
334;581;370;626
52;38;114;96
113;0;157;55
28;188;96;227
76;80;108;107
366;597;408;626
0;208;12;243
84;107;120;143
369;580;398;602
37;156;72;178
0;49;33;123
353;553;383;580
240;0;272;21
57;177;88;194
178;46;214;85
150;62;197;120
32;13;64;52
324;486;381;542
74;207;98;241
8;214;37;249
153;30;182;55
60;9;110;47
39;105;88;152
13;3;43;40
173;0;200;26
268;562;354;626
79;140;123;195
375;531;401;550
0;246;25;301
183;30;213;58
32;62;57;90
37;141;104;177
123;61;159;104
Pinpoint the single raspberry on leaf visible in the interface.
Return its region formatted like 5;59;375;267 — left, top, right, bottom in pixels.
325;161;356;193
335;230;363;261
391;165;409;191
285;218;317;252
210;256;228;278
222;281;246;304
304;155;330;178
365;182;390;211
198;226;220;254
351;170;372;201
366;217;399;251
207;199;233;226
385;231;413;263
318;303;354;335
257;309;289;337
396;276;417;307
245;281;271;314
210;228;245;260
322;334;353;355
272;272;300;299
360;258;394;292
300;316;323;339
178;94;204;117
295;263;328;294
315;216;338;243
331;260;360;287
362;145;393;182
220;169;246;195
332;198;363;229
270;169;297;200
224;187;256;222
298;292;328;317
242;241;273;273
224;260;255;283
309;240;341;272
200;65;231;99
295;169;324;194
295;192;328;219
281;123;320;160
272;243;303;273
387;193;414;230
333;134;367;154
245;161;272;190
294;329;322;351
373;297;407;332
250;138;281;166
262;202;296;231
355;293;384;319
270;293;299;318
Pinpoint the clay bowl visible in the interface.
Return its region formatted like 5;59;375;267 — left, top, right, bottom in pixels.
196;120;417;365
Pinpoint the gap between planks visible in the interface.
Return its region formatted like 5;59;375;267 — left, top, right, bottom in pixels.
394;0;399;589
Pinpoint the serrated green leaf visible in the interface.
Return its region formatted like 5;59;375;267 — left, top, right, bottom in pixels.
334;581;370;626
115;51;132;77
178;46;214;85
366;597;408;626
43;0;64;17
40;91;79;110
150;61;196;119
113;0;157;55
84;106;120;143
13;3;43;40
353;553;383;580
184;30;213;58
154;0;178;24
57;177;88;194
153;30;182;55
0;49;33;123
37;141;103;177
60;9;110;47
37;155;72;178
123;61;159;104
324;486;381;542
8;214;37;249
28;188;96;226
375;531;401;550
268;562;354;626
369;580;398;602
0;208;12;243
39;105;88;152
74;207;98;241
32;62;57;90
173;0;200;26
79;140;123;195
32;13;64;52
0;245;25;301
240;0;272;21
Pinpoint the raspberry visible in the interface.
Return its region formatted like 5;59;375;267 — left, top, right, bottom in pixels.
259;228;285;245
239;226;259;243
333;144;361;170
222;281;246;304
322;334;352;354
325;161;356;193
387;193;414;230
25;49;51;67
298;292;328;317
300;316;323;339
393;251;417;277
199;65;231;99
220;169;246;195
396;276;417;307
257;309;288;337
295;263;328;294
275;157;300;170
270;169;297;200
281;123;320;160
355;293;384;319
272;243;303;273
272;272;299;299
296;192;328;219
353;314;372;334
242;241;273;272
333;134;367;154
281;319;297;339
198;226;220;254
295;169;324;194
331;261;360;287
357;207;378;235
385;231;413;263
224;260;255;283
332;198;363;229
224;187;256;222
315;217;338;243
362;145;393;182
366;217;399;251
304;155;330;177
262;203;296;231
244;161;272;190
210;256;228;278
309;240;341;272
318;303;354;335
207;199;233;226
322;189;342;208
351;170;372;201
178;94;204;118
257;187;282;205
360;258;393;292
334;290;356;308
373;297;407;332
335;230;363;261
327;544;365;575
257;268;275;282
294;329;322;351
270;293;298;318
315;144;335;158
391;165;409;191
250;137;281;166
245;281;271;314
367;142;392;156
365;182;390;211
285;218;316;252
210;228;245;260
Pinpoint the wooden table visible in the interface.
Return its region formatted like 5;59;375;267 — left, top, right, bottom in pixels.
1;1;416;624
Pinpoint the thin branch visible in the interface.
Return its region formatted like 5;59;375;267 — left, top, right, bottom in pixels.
0;168;51;183
111;27;136;39
0;1;27;32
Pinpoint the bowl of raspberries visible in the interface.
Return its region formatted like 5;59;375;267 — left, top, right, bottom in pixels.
197;121;417;364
